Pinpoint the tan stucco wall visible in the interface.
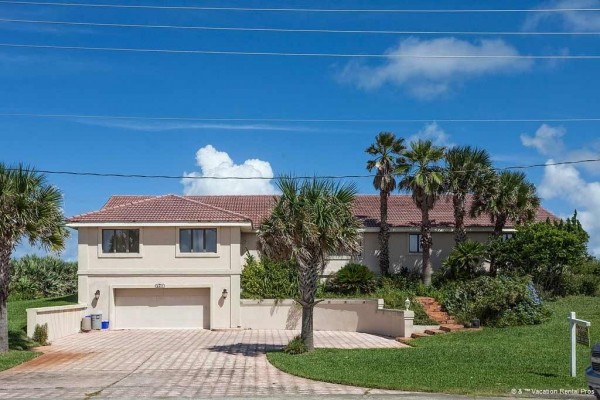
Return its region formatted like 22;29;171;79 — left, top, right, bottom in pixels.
77;226;243;329
26;304;87;342
240;230;493;275
241;299;414;338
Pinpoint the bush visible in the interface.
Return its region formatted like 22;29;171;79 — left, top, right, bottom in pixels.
32;323;49;346
325;263;376;295
9;255;78;301
241;254;299;299
442;276;550;327
283;335;307;355
439;240;487;283
562;273;600;296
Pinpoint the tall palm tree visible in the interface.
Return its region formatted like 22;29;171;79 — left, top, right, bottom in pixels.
399;140;445;286
444;146;493;244
471;170;540;274
365;132;407;276
258;178;361;351
0;164;68;352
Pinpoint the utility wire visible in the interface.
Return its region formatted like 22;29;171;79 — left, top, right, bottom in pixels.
0;1;598;13
1;43;599;59
9;159;600;180
2;18;599;36
1;112;600;123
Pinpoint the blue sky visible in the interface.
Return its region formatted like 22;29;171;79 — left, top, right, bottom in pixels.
0;0;599;258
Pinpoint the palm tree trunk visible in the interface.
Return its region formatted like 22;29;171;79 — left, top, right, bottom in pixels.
421;203;433;286
298;260;319;351
0;244;11;353
453;193;467;244
379;190;390;276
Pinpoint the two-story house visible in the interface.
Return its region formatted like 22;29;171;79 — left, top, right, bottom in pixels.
66;194;555;331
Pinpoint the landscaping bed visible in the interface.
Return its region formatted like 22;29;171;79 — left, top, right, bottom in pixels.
268;296;600;396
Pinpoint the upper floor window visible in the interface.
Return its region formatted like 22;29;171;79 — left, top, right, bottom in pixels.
502;233;514;241
102;229;140;253
409;234;422;253
179;228;217;253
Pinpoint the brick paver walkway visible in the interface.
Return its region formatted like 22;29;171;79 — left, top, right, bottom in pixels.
0;329;407;399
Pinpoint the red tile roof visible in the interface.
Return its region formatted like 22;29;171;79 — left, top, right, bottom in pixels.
68;194;556;228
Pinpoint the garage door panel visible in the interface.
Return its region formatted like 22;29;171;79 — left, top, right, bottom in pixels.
114;288;210;329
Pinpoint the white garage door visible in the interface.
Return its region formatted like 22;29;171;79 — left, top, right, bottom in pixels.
114;288;210;329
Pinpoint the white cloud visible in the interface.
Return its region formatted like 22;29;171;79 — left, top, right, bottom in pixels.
520;124;566;156
409;122;454;147
73;118;312;132
337;37;531;99
539;161;600;255
523;0;600;32
181;145;278;195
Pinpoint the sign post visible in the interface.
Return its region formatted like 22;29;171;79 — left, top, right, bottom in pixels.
568;311;591;377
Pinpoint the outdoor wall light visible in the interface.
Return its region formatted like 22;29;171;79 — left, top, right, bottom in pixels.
404;297;411;311
222;289;228;299
94;290;100;300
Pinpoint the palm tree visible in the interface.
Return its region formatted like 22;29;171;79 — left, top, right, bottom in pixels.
399;140;445;286
365;132;406;276
444;146;493;244
0;164;68;352
258;178;361;351
471;170;540;274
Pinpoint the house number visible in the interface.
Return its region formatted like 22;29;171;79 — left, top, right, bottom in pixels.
155;283;166;288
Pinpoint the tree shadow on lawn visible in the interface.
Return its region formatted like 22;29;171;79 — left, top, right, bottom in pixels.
207;343;285;357
8;330;37;351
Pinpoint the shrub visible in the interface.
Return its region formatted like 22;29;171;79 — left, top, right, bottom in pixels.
283;335;307;355
442;276;550;327
32;323;49;346
9;255;78;301
325;263;376;295
241;254;299;299
562;273;600;296
439;240;487;283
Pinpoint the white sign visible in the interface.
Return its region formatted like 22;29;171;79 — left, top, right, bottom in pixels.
568;311;591;377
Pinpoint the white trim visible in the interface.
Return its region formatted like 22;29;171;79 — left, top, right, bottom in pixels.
68;222;251;228
175;227;221;258
79;270;239;276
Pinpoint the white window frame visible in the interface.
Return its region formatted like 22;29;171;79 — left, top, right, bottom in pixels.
175;227;220;258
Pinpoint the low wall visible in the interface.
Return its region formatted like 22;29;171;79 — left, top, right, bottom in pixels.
26;304;87;342
241;299;414;338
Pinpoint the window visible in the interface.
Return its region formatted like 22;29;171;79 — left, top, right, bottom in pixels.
409;234;422;253
179;229;217;253
502;233;514;241
102;229;140;253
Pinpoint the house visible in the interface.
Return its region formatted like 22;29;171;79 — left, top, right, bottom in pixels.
66;194;555;330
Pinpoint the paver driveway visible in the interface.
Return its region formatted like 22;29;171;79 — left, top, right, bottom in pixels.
0;329;407;399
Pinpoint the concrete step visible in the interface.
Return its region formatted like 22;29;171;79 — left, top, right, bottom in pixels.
440;324;466;332
424;329;446;335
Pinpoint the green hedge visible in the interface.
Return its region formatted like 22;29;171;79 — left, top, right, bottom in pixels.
9;255;77;301
241;254;299;299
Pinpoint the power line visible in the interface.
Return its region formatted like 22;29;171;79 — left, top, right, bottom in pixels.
2;18;599;36
1;43;600;59
0;1;598;13
1;112;600;123
10;159;600;181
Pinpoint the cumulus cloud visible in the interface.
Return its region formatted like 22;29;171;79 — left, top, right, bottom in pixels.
520;124;566;156
337;37;532;99
523;0;600;32
409;122;454;147
181;145;278;195
538;161;600;255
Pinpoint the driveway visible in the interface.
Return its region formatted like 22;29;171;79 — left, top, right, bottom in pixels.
0;329;412;399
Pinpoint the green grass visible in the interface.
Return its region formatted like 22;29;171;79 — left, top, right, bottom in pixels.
268;296;600;396
0;294;77;371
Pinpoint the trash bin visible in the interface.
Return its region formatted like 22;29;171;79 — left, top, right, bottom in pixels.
101;321;109;330
91;312;102;330
81;315;91;332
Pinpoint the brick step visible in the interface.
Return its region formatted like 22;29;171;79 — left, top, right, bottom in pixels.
424;329;446;335
423;306;445;312
396;337;413;345
411;332;431;339
427;311;452;319
440;324;466;332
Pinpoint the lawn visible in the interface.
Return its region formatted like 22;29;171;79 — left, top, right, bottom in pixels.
268;296;600;396
0;294;77;371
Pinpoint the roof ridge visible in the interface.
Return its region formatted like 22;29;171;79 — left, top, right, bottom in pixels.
171;194;252;222
70;194;171;220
